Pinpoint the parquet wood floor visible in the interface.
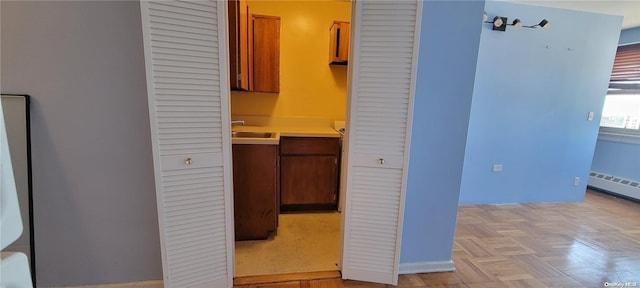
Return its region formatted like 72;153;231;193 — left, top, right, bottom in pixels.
235;189;640;288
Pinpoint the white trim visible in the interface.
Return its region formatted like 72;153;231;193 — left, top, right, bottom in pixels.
339;0;361;276
588;172;640;201
138;2;170;284
597;130;640;144
398;260;456;275
217;1;235;285
620;40;640;47
337;0;358;272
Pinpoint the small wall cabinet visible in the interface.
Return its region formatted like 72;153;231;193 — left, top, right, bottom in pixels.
228;0;280;93
228;0;249;90
280;137;340;211
329;21;350;65
250;14;280;93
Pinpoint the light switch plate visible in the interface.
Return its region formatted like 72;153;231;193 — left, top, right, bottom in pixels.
588;112;594;121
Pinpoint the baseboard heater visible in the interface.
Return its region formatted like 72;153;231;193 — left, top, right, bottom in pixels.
588;171;640;201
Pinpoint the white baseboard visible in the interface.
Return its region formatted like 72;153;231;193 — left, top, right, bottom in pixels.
399;260;455;275
588;171;640;201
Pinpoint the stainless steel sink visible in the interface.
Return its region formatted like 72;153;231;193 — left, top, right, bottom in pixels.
231;131;275;138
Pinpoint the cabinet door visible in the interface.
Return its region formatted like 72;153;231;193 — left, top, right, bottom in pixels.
329;21;350;65
281;155;338;208
250;15;280;93
140;1;234;287
341;1;422;285
232;144;278;240
228;0;249;90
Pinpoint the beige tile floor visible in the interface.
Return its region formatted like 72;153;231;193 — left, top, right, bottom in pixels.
235;212;341;277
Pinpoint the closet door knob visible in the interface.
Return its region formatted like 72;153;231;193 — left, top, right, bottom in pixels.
184;158;193;166
378;158;385;165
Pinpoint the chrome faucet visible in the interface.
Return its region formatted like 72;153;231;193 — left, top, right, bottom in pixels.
231;120;245;126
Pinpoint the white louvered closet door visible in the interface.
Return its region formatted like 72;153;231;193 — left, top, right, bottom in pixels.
341;1;422;285
140;1;234;287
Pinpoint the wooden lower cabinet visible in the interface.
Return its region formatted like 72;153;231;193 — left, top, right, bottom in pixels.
280;137;340;211
232;144;278;240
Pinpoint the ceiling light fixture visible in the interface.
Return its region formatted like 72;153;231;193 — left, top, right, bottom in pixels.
523;19;552;29
511;19;522;29
492;16;507;31
539;19;551;29
483;13;551;32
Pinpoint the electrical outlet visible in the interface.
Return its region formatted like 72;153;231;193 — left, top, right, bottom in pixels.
573;177;580;186
492;164;503;172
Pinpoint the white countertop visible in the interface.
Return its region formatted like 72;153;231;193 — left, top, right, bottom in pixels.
231;125;341;145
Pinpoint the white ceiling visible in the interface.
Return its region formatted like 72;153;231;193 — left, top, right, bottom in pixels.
500;0;640;29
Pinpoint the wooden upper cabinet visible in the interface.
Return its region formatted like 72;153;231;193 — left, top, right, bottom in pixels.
228;0;249;90
329;21;350;65
228;0;280;93
250;15;280;93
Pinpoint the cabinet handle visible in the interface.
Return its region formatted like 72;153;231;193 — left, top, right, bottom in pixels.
378;158;385;165
184;157;193;166
335;28;341;58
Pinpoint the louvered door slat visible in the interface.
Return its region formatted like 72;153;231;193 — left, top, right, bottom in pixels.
342;1;422;285
153;59;219;70
155;74;219;83
152;53;218;64
140;0;233;287
150;40;219;53
149;6;216;24
152;47;217;59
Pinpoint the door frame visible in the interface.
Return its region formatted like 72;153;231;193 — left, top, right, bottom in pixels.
222;0;423;284
223;0;360;277
141;0;423;285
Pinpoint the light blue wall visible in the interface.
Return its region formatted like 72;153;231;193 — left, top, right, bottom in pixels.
619;26;640;45
591;141;640;180
459;2;622;204
401;1;484;264
591;27;640;182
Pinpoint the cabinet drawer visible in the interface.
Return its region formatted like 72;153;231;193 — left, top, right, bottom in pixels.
280;137;340;155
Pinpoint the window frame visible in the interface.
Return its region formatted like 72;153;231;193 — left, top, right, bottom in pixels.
598;42;640;144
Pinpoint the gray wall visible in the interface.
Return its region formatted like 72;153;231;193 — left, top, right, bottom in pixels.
1;1;163;286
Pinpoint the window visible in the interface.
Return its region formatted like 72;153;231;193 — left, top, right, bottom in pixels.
600;43;640;136
601;95;640;129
